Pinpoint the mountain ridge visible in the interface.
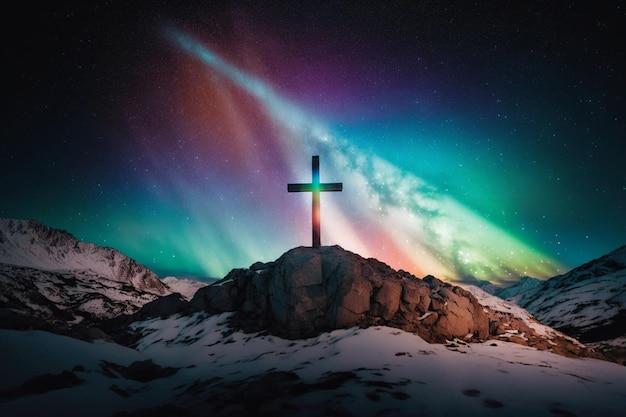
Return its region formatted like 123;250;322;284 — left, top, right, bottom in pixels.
1;218;625;416
0;218;169;295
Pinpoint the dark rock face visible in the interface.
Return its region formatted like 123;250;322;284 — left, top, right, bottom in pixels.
190;246;490;342
101;359;178;383
0;370;84;401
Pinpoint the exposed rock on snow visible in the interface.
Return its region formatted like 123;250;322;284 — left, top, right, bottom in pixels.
185;246;603;360
6;316;623;417
462;285;600;359
0;370;84;402
190;246;486;342
100;359;178;383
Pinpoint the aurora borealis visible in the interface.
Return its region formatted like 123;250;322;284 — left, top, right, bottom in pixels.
3;2;624;284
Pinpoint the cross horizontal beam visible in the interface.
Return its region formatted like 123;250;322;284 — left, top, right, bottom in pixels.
288;183;343;192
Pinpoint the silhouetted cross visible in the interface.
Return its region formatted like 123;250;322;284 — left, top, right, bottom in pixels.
288;156;343;247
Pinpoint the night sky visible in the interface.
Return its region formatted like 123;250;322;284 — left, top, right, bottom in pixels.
3;1;625;284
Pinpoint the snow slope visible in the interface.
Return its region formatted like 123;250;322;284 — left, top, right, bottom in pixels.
1;315;625;417
463;284;578;340
496;246;626;352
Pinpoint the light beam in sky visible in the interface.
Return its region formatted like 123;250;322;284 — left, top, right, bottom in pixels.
161;26;565;284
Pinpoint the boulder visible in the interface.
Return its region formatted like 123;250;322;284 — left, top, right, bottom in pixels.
190;246;490;341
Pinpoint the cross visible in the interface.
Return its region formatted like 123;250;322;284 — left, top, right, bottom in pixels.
288;155;343;247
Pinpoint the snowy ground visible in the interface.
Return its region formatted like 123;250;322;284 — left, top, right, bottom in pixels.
1;312;625;417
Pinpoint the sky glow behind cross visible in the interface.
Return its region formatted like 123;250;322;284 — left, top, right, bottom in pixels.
158;27;564;282
3;3;623;285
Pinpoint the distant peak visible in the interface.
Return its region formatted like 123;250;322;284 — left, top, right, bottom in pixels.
0;217;169;296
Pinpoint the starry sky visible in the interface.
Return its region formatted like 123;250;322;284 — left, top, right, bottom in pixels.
2;1;625;284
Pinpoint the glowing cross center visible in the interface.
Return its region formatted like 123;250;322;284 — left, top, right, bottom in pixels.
288;156;343;247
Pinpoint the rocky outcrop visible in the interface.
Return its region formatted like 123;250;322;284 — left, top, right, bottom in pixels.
190;246;490;342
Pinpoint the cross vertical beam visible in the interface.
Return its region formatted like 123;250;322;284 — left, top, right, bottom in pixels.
311;155;321;247
288;155;343;247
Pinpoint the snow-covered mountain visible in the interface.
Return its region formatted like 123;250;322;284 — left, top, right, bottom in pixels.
493;276;543;302
161;276;209;300
495;246;626;362
0;219;169;295
1;218;625;416
0;219;173;333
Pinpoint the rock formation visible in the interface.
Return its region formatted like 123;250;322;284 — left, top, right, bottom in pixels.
190;245;490;342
